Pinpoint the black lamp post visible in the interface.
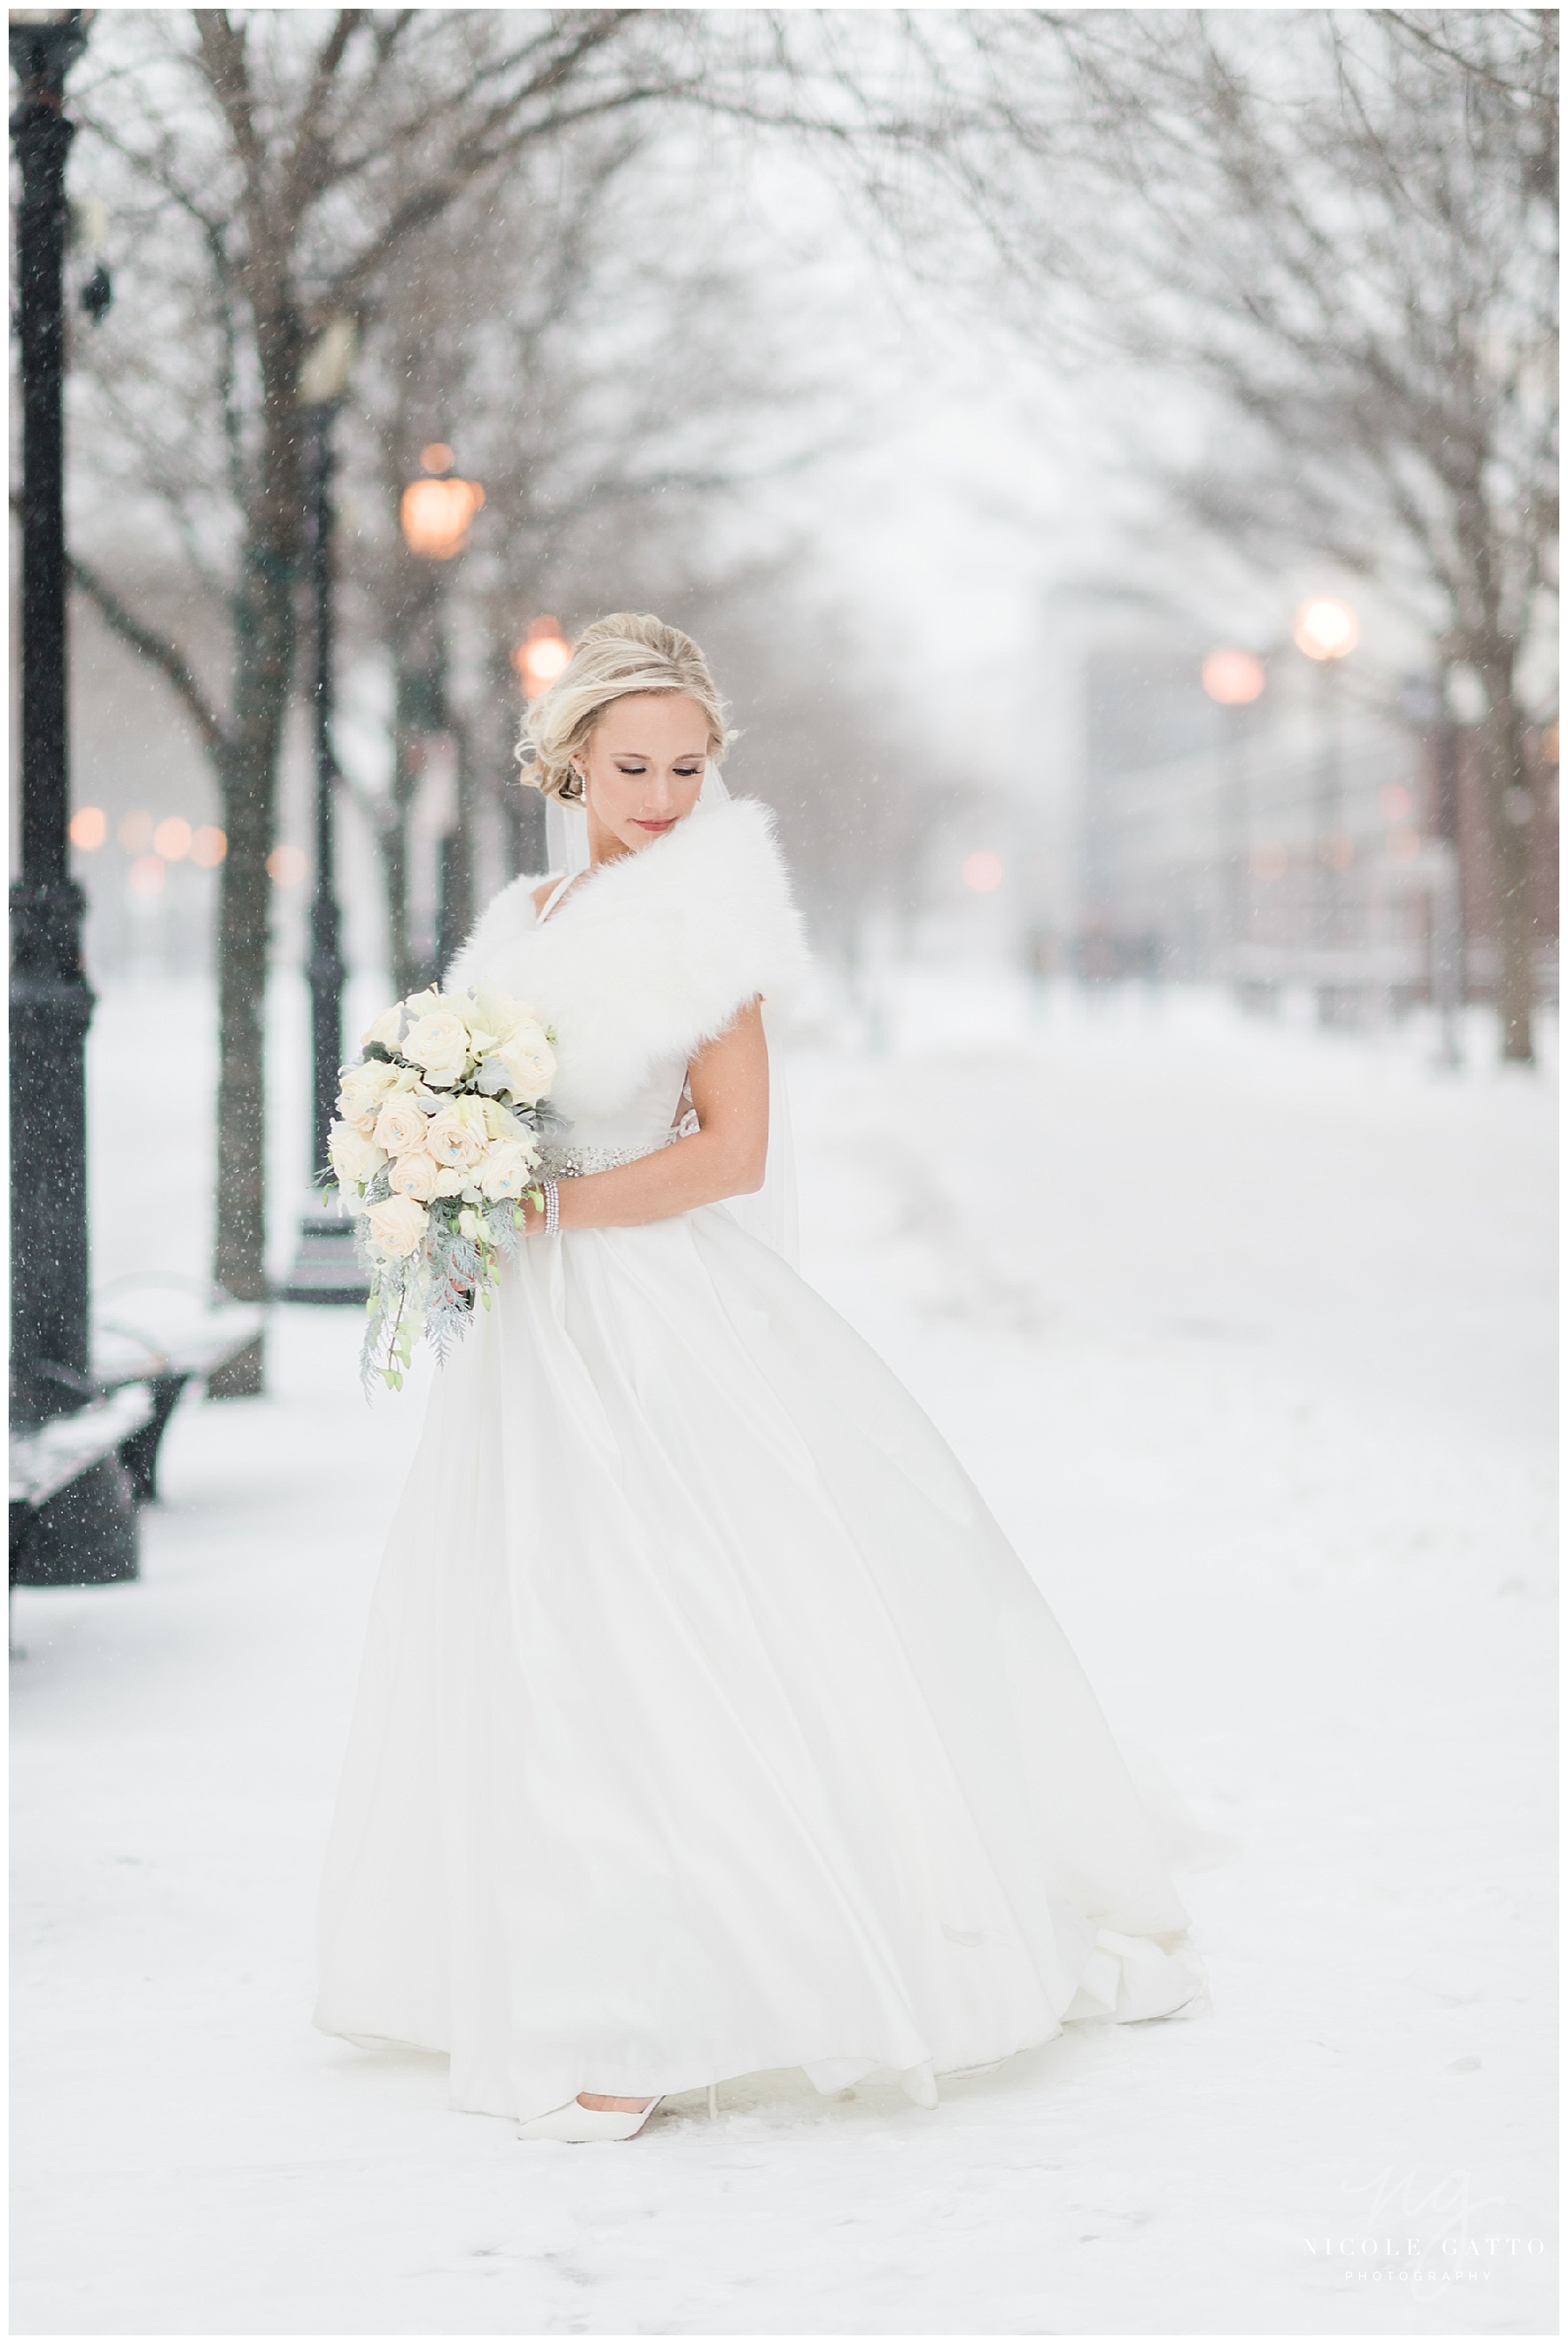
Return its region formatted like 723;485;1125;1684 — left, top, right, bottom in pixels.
10;9;139;1582
399;451;483;985
280;319;368;1304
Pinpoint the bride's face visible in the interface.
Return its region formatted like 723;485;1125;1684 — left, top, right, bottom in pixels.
578;692;710;860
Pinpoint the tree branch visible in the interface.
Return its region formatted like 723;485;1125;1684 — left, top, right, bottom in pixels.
321;85;672;308
68;553;228;763
280;8;367;216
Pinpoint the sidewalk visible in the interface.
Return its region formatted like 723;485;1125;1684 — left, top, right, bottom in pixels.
11;980;1556;2334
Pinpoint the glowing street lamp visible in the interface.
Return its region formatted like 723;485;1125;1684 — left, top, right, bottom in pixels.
1200;648;1265;707
512;614;571;701
400;444;485;561
395;448;484;983
1292;597;1359;662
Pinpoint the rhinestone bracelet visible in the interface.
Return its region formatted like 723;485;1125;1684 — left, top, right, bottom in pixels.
542;1176;559;1238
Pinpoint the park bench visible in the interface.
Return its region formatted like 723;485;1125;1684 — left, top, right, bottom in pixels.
10;1282;262;1589
90;1275;266;1501
10;1382;152;1584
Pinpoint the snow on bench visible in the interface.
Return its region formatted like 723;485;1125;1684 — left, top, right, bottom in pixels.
91;1277;265;1502
10;1383;153;1512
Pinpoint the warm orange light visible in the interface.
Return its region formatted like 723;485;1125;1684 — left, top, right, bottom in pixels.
513;615;571;701
127;852;166;897
1542;723;1559;767
419;442;455;475
70;805;106;850
1293;598;1359;661
153;816;193;862
1379;783;1413;823
401;474;485;560
118;808;153;852
267;843;308;886
1251;843;1289;882
962;850;1004;894
1387;827;1421;862
1201;648;1265;706
190;825;227;869
1321;831;1355;871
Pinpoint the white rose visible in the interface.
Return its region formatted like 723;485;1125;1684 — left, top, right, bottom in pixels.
359;1002;405;1052
402;1006;471;1088
336;1059;401;1130
373;1098;432;1158
457;1207;483;1242
426;1100;489;1170
364;1193;427;1261
432;1165;469;1197
491;1022;556;1106
388;1149;440;1202
328;1121;387;1190
476;1137;538;1201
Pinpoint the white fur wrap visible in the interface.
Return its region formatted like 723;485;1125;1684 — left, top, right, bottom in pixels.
443;796;810;1122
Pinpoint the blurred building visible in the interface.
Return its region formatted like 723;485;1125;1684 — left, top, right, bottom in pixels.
1071;622;1558;1021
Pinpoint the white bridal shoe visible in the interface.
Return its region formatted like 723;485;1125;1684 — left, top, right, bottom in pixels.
517;2080;721;2142
517;2094;665;2144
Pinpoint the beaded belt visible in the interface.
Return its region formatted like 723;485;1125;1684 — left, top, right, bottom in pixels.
535;1112;697;1182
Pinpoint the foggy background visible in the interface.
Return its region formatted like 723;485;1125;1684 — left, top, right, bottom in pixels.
13;11;1557;2335
50;13;1558;1099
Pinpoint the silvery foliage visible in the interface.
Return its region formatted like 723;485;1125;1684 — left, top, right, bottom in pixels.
351;1180;529;1399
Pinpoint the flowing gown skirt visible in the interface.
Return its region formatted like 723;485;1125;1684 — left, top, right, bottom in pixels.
314;1204;1203;2122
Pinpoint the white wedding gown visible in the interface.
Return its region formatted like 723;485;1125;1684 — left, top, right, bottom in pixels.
315;833;1205;2124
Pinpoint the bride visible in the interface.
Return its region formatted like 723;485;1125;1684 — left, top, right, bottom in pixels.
314;612;1205;2142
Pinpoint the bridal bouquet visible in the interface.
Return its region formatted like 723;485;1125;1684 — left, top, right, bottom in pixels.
327;983;562;1391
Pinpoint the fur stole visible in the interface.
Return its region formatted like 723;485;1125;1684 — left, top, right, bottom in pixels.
443;796;810;1121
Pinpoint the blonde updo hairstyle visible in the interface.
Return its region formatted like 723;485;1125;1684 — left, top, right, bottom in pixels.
518;612;732;803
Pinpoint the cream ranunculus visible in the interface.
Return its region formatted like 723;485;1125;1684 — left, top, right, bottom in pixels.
328;1121;387;1190
452;990;504;1060
373;1097;432;1158
364;1193;427;1260
359;1002;406;1052
336;1059;402;1130
426;1100;489;1169
387;1149;440;1202
476;1136;538;1201
469;980;528;1040
402;1006;471;1088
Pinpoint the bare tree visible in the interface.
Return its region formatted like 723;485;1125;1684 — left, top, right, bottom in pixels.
64;8;703;1391
337;132;820;992
904;9;1557;1059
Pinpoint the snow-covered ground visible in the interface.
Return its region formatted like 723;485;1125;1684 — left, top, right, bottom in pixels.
12;971;1557;2336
